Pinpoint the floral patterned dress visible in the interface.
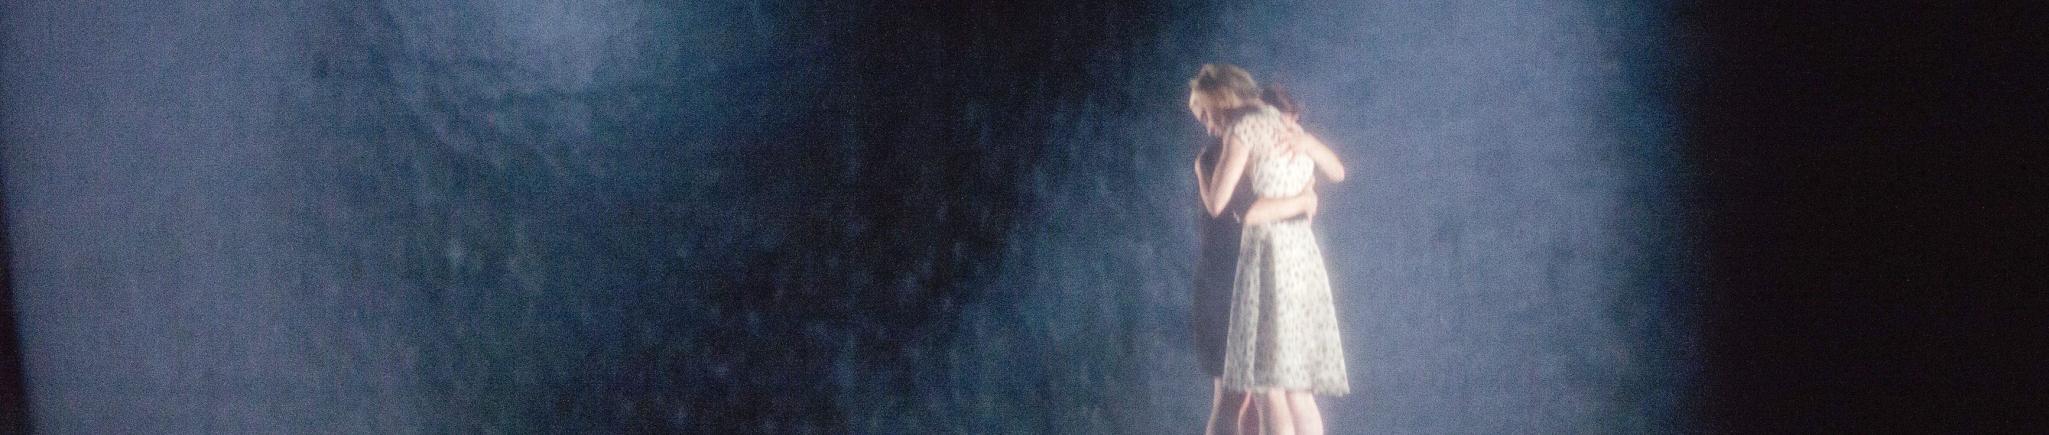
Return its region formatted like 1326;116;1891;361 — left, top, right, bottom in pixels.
1219;106;1349;396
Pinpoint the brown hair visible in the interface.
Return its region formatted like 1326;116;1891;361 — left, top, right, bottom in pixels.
1262;83;1301;116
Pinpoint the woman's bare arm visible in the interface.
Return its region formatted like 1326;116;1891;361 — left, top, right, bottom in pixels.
1201;136;1250;217
1242;187;1317;225
1296;132;1346;183
1244;126;1331;225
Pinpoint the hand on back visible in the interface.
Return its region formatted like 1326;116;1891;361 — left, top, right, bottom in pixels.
1276;120;1309;161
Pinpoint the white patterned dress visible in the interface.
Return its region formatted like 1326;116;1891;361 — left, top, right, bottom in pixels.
1220;106;1349;396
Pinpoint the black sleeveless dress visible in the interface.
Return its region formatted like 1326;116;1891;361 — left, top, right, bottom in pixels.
1194;140;1256;377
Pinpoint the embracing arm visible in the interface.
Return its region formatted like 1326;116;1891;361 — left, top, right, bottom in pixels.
1201;137;1250;217
1242;186;1317;226
1296;132;1346;183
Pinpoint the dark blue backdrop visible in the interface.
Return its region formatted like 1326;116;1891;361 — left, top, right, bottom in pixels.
3;1;1703;433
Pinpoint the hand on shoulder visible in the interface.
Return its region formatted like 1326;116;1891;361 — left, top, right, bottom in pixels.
1277;120;1309;160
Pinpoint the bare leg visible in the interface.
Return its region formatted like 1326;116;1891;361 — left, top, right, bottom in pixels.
1205;379;1233;435
1236;390;1260;435
1261;390;1297;435
1287;391;1324;435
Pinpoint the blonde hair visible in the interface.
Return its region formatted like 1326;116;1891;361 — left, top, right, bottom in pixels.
1188;64;1262;113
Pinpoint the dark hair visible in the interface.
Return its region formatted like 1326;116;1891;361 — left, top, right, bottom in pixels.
1262;84;1301;116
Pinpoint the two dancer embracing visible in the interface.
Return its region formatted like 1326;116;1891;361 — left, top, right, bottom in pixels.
1188;64;1349;435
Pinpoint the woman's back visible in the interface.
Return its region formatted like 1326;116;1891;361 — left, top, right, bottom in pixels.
1218;106;1348;396
1231;107;1316;200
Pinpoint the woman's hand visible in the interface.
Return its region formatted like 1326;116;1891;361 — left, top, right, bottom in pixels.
1291;127;1347;183
1242;183;1319;226
1277;122;1309;160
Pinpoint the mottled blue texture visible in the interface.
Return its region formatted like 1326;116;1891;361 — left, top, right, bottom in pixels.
2;0;1695;433
1202;2;1700;432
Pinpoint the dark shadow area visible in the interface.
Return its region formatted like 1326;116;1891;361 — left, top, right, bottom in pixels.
1688;2;2045;432
0;7;30;429
0;172;27;434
